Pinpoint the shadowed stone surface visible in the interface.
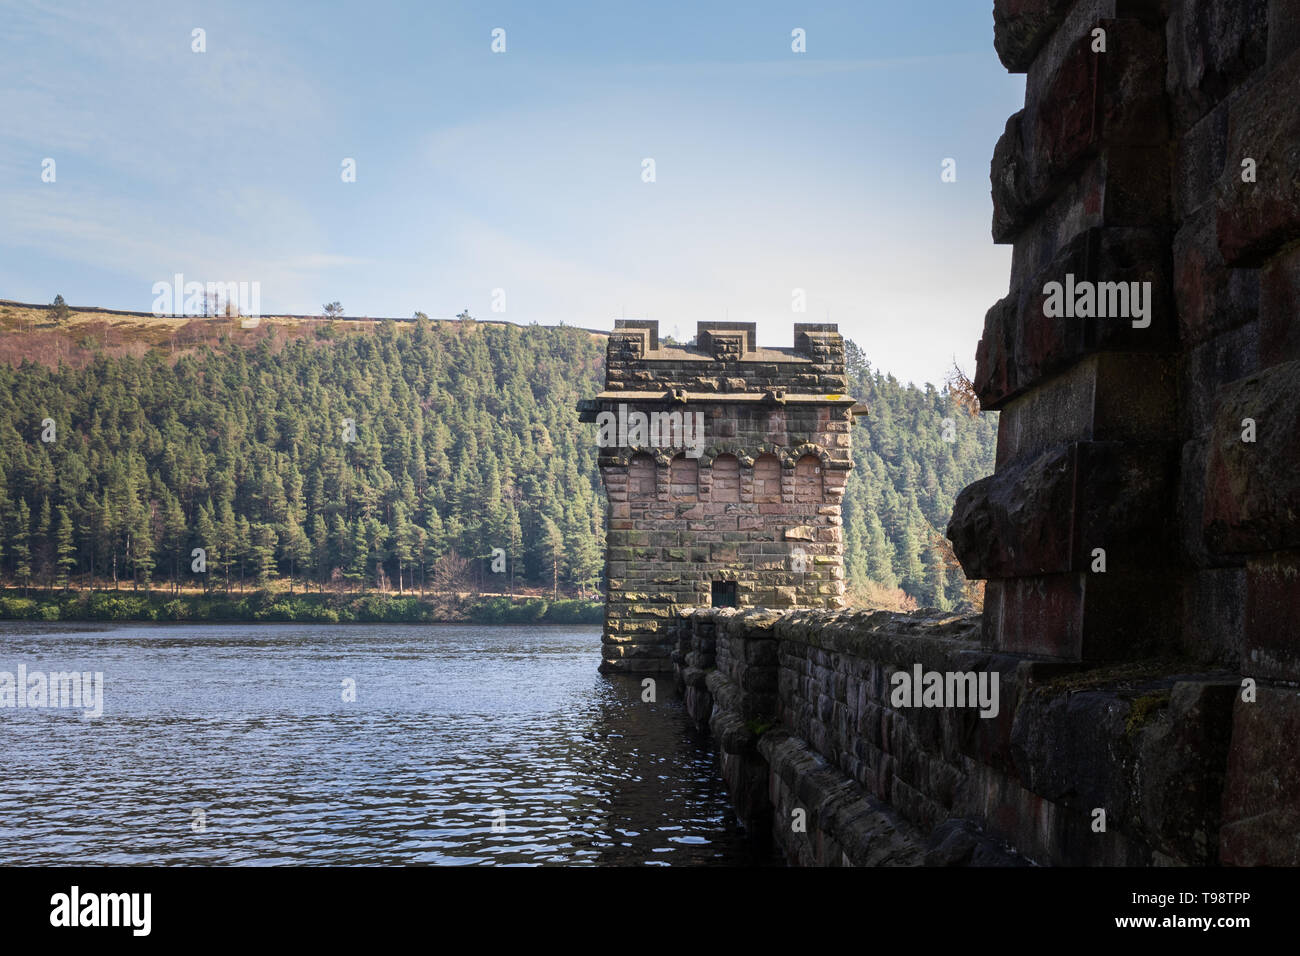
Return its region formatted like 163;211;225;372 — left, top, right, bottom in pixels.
956;0;1299;866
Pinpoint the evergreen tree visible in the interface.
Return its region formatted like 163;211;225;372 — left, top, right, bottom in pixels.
195;503;217;593
35;497;52;589
54;504;76;590
11;499;32;593
251;523;277;588
541;516;563;600
162;493;187;594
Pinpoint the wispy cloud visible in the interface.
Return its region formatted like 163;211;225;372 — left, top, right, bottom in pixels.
0;0;1024;384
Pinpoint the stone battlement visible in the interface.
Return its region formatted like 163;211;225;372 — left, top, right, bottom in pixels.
603;320;848;394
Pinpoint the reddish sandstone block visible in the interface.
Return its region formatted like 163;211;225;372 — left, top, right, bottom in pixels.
1179;322;1260;438
1220;687;1300;865
975;227;1174;409
1216;46;1300;265
984;570;1180;660
949;440;1175;580
1166;0;1268;131
1259;243;1300;365
991;21;1168;242
1173;204;1259;348
1244;552;1300;682
1270;0;1300;64
993;352;1178;468
1203;360;1300;552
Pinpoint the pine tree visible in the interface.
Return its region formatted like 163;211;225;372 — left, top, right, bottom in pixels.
129;508;154;590
195;503;217;594
308;513;328;593
54;504;76;590
347;518;369;593
923;543;951;610
12;499;31;594
865;510;896;588
541;516;563;600
896;505;926;597
235;515;252;592
162;493;187;594
391;502;413;594
252;523;277;588
35;497;52;590
281;513;309;594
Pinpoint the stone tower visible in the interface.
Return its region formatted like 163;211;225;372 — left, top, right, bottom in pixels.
579;320;860;674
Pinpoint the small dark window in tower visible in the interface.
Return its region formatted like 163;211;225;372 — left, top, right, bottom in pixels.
711;580;737;607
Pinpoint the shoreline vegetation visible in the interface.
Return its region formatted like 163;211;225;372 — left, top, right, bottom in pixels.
0;587;603;626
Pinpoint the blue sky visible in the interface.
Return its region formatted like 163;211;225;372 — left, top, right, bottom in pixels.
0;0;1023;387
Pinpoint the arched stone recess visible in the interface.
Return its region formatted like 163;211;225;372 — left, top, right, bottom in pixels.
752;452;783;503
794;453;824;502
748;441;787;466
627;452;657;498
668;453;699;501
782;442;832;470
710;453;741;503
699;444;753;469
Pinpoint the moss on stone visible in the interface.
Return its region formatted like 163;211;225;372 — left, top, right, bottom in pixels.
1041;657;1189;694
1125;690;1171;737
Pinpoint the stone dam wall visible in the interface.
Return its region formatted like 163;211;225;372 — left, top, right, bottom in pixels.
675;607;1241;866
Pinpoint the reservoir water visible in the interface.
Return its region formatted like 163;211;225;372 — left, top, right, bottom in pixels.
0;621;767;866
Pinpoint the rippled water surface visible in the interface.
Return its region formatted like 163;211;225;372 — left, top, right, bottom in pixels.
0;622;768;865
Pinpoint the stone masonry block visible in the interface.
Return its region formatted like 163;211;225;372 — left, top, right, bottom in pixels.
949;440;1176;579
1203;360;1300;552
1216;45;1300;265
975;227;1174;409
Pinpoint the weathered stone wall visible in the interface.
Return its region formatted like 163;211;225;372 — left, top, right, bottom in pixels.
582;321;857;674
677;607;1239;866
946;1;1300;863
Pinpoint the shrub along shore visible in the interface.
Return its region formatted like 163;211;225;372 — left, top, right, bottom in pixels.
0;589;603;626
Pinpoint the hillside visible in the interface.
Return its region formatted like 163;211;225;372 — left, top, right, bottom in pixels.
0;300;994;609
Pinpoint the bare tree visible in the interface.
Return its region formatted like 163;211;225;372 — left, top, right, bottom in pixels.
430;551;472;595
945;358;981;418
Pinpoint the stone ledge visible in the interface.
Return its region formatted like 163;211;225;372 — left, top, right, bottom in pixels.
760;728;926;866
773;607;982;659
